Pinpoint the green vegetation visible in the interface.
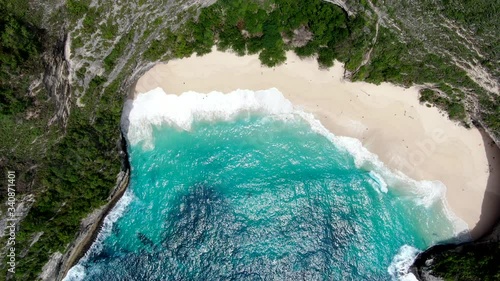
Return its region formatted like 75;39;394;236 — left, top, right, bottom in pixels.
370;0;499;127
419;89;466;120
145;0;355;68
142;0;485;123
352;27;476;121
145;0;351;62
104;31;135;73
101;18;119;40
429;242;500;281
15;76;124;280
0;0;51;177
0;0;124;279
442;0;499;37
66;0;90;20
0;1;53;278
0;0;43;116
2;0;500;279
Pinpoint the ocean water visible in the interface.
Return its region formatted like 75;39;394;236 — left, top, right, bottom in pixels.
65;88;465;281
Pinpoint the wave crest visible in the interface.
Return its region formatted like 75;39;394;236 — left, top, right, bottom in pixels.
388;245;420;281
123;87;468;235
123;87;294;149
63;190;135;281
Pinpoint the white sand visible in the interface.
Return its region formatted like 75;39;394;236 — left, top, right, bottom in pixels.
133;50;500;238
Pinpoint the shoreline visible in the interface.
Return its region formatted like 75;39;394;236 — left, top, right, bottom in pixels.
58;170;130;280
133;50;500;238
55;133;131;281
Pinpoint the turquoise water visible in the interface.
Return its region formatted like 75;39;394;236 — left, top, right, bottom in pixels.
67;113;458;280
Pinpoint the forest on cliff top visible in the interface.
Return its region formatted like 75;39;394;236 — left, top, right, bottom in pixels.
1;0;499;280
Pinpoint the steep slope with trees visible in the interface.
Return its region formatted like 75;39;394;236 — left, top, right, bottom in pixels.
0;0;498;280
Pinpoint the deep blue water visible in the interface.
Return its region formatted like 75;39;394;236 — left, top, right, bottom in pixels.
66;114;457;281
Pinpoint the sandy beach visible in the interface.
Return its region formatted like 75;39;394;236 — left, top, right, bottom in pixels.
133;50;500;239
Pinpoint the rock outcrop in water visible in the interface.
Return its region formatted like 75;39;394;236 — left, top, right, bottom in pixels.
411;221;500;280
1;0;499;279
38;132;131;281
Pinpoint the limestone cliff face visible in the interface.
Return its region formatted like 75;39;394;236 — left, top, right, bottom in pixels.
40;171;130;281
39;132;130;281
43;32;72;128
411;221;500;280
31;1;218;279
4;0;498;279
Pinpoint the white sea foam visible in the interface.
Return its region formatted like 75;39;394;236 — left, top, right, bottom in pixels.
85;190;134;259
63;264;86;281
123;87;294;149
388;245;420;281
124;87;468;234
368;170;389;193
63;190;135;281
63;87;471;280
293;108;469;235
296;109;447;208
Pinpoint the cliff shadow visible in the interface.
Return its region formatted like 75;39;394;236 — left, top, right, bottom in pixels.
120;81;137;140
469;128;500;239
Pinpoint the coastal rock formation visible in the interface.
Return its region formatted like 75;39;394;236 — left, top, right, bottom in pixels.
38;133;131;281
411;221;500;280
323;0;357;16
38;171;130;281
43;32;72;128
1;0;499;279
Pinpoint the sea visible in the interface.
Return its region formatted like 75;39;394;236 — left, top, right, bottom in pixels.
64;88;466;281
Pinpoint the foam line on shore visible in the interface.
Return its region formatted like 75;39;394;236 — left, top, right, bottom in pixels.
124;87;468;236
132;49;500;231
388;245;420;281
123;87;294;149
63;190;135;281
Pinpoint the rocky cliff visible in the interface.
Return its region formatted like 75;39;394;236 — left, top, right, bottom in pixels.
411;220;500;280
1;0;499;280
